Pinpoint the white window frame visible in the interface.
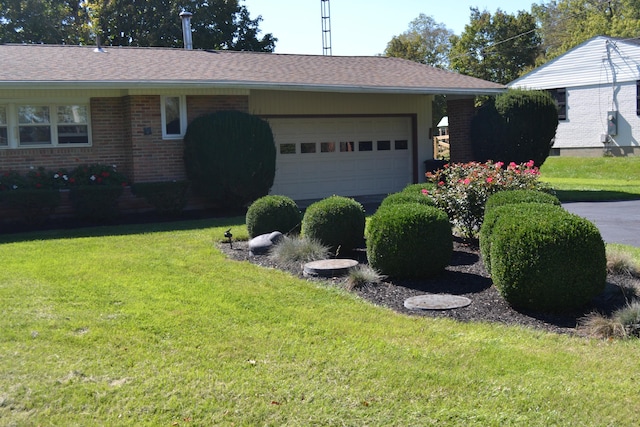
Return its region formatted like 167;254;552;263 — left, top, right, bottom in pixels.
161;95;187;139
0;101;92;148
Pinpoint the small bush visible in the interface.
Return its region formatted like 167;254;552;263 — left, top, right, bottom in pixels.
366;203;452;278
489;207;606;312
484;189;561;218
301;196;366;254
378;191;436;210
246;195;301;238
269;236;330;271
132;181;190;216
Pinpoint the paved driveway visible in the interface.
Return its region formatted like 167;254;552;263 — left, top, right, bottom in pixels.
562;200;640;247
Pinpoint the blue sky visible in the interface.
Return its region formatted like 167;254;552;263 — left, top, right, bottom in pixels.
242;0;538;56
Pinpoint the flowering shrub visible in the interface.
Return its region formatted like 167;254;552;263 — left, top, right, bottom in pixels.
0;171;26;191
68;164;128;187
424;160;551;238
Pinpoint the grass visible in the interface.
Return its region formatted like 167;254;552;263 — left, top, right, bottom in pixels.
539;157;640;201
2;218;640;426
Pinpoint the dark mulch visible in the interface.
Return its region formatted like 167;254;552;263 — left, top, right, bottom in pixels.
219;238;640;336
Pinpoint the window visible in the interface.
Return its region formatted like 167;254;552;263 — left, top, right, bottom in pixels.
637;81;640;116
301;142;316;153
279;143;296;154
395;139;408;150
358;141;373;151
377;140;391;151
548;88;567;120
340;141;354;152
161;95;186;139
320;142;335;152
0;106;7;147
0;102;91;148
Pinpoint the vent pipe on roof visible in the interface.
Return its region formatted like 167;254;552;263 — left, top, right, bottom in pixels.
180;11;193;50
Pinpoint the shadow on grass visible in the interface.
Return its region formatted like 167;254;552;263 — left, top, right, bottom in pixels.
0;209;247;244
555;189;640;202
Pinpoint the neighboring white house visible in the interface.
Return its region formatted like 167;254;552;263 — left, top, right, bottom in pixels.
509;36;640;156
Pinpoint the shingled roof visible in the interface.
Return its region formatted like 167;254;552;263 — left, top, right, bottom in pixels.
0;44;504;95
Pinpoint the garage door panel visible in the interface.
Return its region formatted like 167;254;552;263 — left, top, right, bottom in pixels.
268;117;412;200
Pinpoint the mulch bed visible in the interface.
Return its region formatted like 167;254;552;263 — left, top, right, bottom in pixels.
218;238;640;336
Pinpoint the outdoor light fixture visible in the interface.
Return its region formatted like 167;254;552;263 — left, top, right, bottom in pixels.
224;228;233;249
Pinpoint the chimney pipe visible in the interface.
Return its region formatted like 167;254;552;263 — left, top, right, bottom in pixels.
180;11;193;50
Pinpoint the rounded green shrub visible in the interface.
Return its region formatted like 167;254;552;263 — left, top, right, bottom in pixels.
183;110;276;209
489;206;606;312
246;195;302;238
401;182;436;194
484;189;561;218
301;196;365;254
479;202;564;273
379;191;436;210
366;203;452;278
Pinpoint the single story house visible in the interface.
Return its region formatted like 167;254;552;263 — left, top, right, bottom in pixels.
0;43;503;209
509;36;640;156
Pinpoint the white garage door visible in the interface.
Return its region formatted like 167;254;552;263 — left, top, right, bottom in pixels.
268;117;413;200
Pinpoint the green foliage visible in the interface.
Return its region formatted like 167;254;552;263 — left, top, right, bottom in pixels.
184;110;276;209
401;182;437;194
68;164;128;187
301;196;366;254
489;206;606;312
366;203;452;278
0;189;61;226
484;189;561;218
269;236;330;271
449;8;540;84
479;202;564;273
472;89;559;166
245;195;301;238
69;185;124;221
378;190;436;210
426;160;550;237
132;181;190;216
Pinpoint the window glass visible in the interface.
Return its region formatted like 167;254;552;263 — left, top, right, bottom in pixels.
0;106;6;146
377;140;391;151
18;106;51;145
19;126;51;145
395;139;408;150
358;141;373;151
57;105;89;144
164;96;181;135
279;143;296;154
320;142;335;152
18;106;49;124
549;88;567;120
301;142;316;153
340;141;354;152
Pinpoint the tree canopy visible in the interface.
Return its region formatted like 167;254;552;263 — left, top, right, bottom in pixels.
449;8;540;84
0;0;276;52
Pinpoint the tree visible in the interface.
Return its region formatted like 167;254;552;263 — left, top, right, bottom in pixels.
0;0;90;44
384;14;454;68
384;14;453;129
0;0;277;52
449;8;541;84
532;0;640;63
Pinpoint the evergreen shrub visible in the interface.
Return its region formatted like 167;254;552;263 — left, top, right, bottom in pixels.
484;189;561;218
246;195;301;238
183;110;276;209
379;191;436;209
301;196;365;254
132;181;190;216
489;206;606;312
366;203;452;278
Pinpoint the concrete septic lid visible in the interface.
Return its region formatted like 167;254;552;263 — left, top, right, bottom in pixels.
404;294;471;310
303;259;359;278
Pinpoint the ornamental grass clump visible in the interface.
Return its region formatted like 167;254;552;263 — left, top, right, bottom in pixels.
246;195;302;238
366;203;452;278
489;205;606;312
425;160;551;238
301;196;366;254
269;236;330;271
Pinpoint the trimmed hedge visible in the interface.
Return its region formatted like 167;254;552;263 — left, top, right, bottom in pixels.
379;191;436;210
366;203;452;278
301;196;365;254
70;185;124;221
246;195;302;238
484;189;561;218
1;189;61;225
132;181;190;216
489;205;606;312
401;182;437;195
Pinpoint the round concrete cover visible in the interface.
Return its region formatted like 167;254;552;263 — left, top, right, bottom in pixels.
404;294;471;310
303;259;358;278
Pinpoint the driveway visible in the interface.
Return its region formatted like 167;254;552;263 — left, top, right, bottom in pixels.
562;200;640;247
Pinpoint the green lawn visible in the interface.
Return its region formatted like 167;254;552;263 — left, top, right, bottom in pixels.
2;218;640;426
540;156;640;201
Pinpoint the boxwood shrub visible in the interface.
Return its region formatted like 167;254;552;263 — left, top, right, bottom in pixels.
70;185;124;221
401;182;437;195
246;195;302;238
489;206;606;312
378;191;436;210
301;196;365;254
484;189;561;218
366;203;452;278
132;181;190;216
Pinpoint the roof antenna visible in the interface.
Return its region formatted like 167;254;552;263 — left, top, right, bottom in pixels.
321;0;332;55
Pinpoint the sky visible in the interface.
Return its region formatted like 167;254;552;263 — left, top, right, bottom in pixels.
242;0;537;56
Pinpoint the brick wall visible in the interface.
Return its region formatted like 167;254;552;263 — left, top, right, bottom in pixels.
447;98;476;163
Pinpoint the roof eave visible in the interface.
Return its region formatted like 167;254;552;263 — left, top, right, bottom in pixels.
0;80;506;96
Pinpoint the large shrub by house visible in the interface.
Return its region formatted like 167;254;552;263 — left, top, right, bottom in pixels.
184;110;276;208
471;89;559;167
301;196;365;254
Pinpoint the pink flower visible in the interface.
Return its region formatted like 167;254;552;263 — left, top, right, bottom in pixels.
526;160;535;168
486;177;494;183
463;178;471;185
438;181;445;186
421;189;429;195
495;161;504;169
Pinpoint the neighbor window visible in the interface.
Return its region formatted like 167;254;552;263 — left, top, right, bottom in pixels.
548;88;567;120
161;95;186;139
636;80;640;116
0;102;91;148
